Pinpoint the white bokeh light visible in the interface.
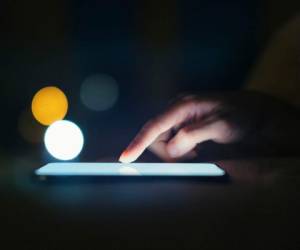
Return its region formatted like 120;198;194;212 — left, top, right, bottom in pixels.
80;74;119;111
44;120;84;161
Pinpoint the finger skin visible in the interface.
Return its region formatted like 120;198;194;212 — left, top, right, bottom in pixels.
166;124;212;158
149;136;197;162
166;120;238;158
119;99;219;163
119;101;196;163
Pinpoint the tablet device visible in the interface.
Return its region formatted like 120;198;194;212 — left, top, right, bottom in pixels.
35;162;225;177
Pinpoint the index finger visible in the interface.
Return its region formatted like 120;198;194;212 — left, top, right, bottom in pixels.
119;102;195;163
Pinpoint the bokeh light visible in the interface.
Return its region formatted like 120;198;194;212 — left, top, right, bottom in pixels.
32;86;68;126
18;109;45;144
44;120;84;161
80;74;119;111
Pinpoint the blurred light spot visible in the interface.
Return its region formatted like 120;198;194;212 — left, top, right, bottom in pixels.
18;109;45;144
119;166;140;175
44;120;84;161
80;74;119;111
32;86;68;126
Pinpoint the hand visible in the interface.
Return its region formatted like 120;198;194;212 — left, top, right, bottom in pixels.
119;91;300;163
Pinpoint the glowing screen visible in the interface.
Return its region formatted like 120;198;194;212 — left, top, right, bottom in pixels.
36;163;225;176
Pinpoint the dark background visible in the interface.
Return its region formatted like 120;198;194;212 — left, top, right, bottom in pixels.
0;0;300;164
1;1;300;247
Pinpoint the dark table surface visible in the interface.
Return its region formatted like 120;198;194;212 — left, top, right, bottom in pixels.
1;155;300;249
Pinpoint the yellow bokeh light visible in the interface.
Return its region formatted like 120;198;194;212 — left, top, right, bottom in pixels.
31;86;68;126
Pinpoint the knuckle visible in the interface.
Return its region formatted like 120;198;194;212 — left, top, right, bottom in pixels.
181;95;197;102
183;97;198;106
176;100;197;115
215;119;237;142
176;95;198;106
174;93;195;102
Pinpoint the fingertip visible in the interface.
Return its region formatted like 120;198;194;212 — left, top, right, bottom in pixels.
119;150;135;163
119;151;129;163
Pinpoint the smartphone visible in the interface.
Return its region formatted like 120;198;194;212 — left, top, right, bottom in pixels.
35;162;225;178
